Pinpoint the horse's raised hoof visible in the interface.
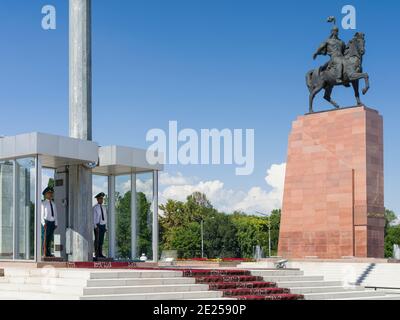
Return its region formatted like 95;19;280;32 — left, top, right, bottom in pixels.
362;88;368;95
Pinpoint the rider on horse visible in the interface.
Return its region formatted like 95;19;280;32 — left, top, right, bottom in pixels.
313;25;347;85
306;18;370;113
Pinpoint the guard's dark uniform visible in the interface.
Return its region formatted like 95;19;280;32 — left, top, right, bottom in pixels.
41;187;58;257
93;193;107;258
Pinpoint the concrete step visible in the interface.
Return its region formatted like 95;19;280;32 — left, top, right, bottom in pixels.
277;280;342;288
87;277;195;287
0;283;84;295
4;276;87;287
304;290;384;300
262;275;324;282
336;295;400;300
0;282;214;297
362;281;400;287
4;269;184;280
290;286;364;294
250;270;304;277
83;284;210;295
0;290;79;300
87;270;183;280
81;290;223;300
4;269;92;280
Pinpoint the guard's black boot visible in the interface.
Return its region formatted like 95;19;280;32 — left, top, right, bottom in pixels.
99;246;106;258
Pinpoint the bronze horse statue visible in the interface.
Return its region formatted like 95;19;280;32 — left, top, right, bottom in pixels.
306;32;370;113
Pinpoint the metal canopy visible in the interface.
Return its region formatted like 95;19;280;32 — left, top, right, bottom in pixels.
0;132;98;168
93;145;164;175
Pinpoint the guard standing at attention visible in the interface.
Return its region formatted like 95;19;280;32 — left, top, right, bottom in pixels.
93;192;108;259
41;187;58;257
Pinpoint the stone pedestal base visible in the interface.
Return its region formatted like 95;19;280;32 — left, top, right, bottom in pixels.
278;106;384;259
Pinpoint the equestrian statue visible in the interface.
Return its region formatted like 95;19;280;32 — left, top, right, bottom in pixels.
306;16;370;113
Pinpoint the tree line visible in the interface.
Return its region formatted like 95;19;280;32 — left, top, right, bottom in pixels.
114;191;399;260
115;191;280;260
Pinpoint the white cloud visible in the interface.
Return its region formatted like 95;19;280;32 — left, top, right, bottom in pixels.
159;172;198;186
161;180;242;212
391;218;400;227
265;163;286;192
113;177;154;200
137;178;153;201
159;163;286;214
90;165;287;215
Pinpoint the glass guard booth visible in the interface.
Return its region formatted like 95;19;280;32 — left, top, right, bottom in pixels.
0;132;98;262
0;133;162;263
93;146;163;262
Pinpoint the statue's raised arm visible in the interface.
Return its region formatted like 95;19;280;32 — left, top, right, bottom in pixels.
313;41;328;60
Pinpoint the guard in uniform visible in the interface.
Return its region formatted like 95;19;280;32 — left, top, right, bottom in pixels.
41;187;58;257
93;192;108;259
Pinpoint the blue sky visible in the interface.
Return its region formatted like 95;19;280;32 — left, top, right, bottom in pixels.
0;0;399;214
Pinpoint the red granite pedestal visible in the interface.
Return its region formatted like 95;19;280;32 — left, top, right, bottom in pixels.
278;106;384;259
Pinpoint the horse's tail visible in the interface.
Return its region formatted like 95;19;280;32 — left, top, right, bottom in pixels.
306;70;314;93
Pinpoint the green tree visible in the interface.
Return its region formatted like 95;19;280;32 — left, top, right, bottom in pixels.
115;191;131;258
269;209;281;255
159;192;283;259
204;212;240;258
231;213;269;258
159;193;217;255
384;209;400;258
160;193;239;259
230;209;281;258
385;209;397;234
137;192;152;258
167;222;202;258
115;191;152;260
385;225;400;258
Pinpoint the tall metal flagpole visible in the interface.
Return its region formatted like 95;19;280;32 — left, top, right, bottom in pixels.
69;0;92;141
68;0;93;261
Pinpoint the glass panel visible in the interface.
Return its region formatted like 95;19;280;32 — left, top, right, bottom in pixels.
115;175;131;260
137;173;153;261
15;158;36;260
0;161;14;260
92;175;109;256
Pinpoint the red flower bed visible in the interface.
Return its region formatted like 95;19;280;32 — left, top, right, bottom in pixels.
222;288;290;297
221;258;255;262
180;268;305;301
177;258;255;262
182;269;250;277
195;275;263;283
182;258;208;261
208;281;276;290
236;294;305;301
